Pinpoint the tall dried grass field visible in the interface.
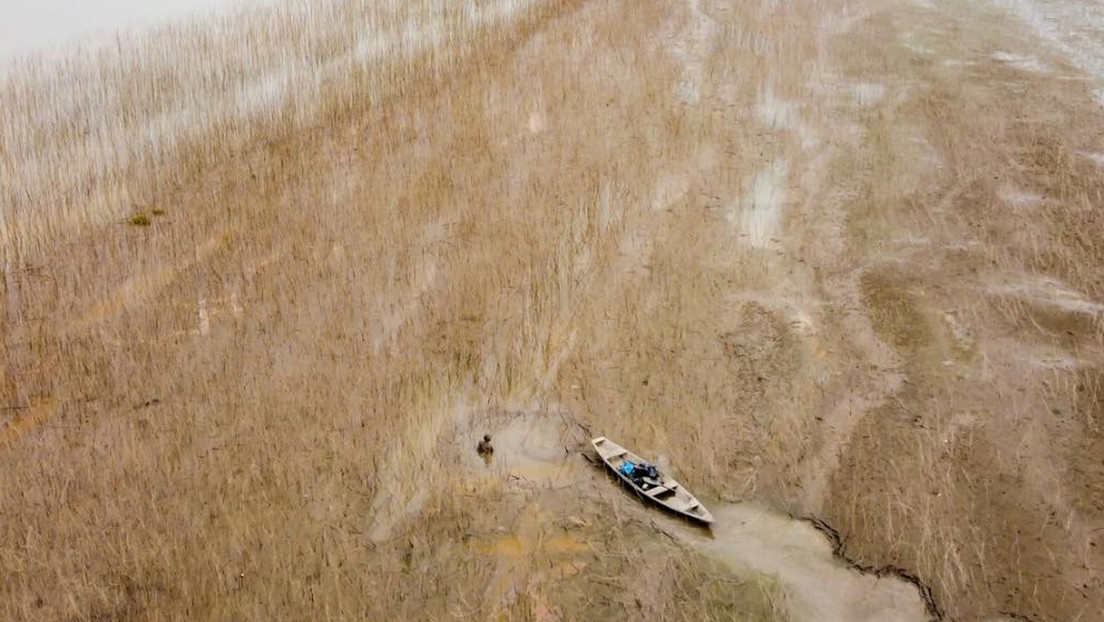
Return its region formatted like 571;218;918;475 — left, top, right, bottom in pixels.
3;0;1104;620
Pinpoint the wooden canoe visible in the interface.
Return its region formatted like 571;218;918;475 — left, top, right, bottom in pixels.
591;436;714;525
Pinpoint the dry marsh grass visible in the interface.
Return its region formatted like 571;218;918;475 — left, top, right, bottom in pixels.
0;0;555;258
820;2;1104;619
1;0;799;619
4;0;1104;619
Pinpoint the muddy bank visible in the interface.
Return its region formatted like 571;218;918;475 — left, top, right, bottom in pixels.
437;409;935;622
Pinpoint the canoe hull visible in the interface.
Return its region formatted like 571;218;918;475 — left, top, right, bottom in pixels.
592;436;714;525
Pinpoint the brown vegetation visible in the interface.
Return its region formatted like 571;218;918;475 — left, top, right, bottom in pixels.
2;0;1103;619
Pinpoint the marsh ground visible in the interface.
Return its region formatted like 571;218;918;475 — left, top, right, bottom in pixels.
2;0;1104;620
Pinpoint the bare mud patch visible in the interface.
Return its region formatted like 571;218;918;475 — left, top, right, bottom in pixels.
988;274;1104;316
1081;151;1104;167
368;406;591;544
940;310;975;354
459;410;590;489
851;82;887;106
997;183;1043;208
651;172;691;212
992;0;1104;105
732;160;788;248
756;87;798;129
1022;349;1087;370
991;51;1047;73
655;503;932;622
